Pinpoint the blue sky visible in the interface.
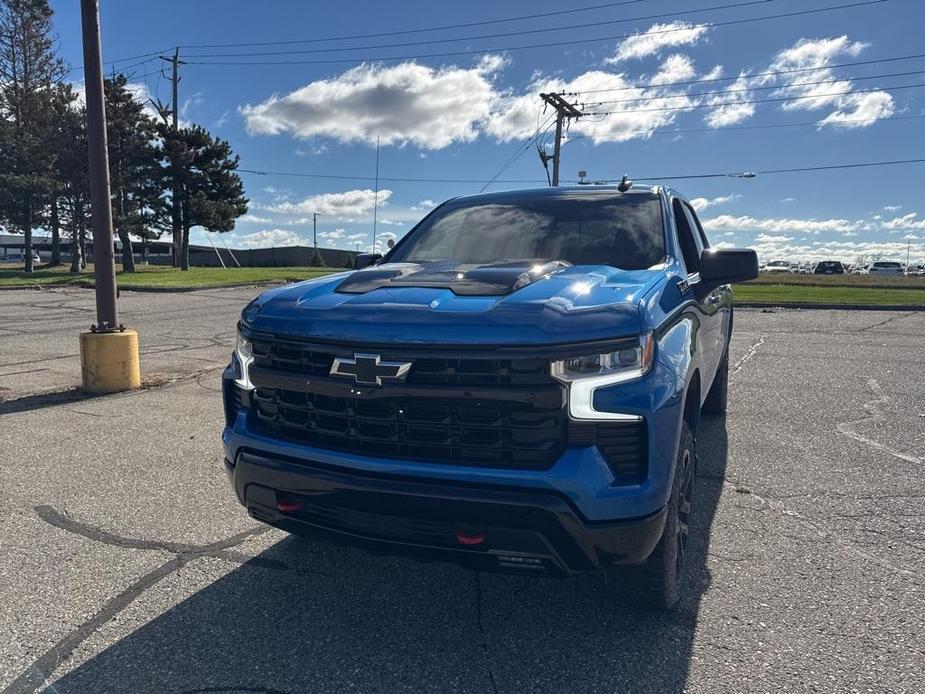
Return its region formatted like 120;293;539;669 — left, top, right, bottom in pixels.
51;0;925;262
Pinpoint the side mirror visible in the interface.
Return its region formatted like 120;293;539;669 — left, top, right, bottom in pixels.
354;252;383;270
699;248;759;289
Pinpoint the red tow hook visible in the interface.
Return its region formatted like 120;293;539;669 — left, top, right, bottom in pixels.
455;528;486;546
276;496;304;513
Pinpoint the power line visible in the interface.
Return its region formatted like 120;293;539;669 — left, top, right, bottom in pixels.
181;0;772;59
179;0;648;49
611;113;925;138
566;52;925;95
65;50;168;75
582;82;925;116
480;115;557;192
184;1;887;67
238;168;548;185
606;157;925;182
578;68;925;108
238;154;925;187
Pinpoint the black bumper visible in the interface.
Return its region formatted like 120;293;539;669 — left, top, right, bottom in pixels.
228;451;666;576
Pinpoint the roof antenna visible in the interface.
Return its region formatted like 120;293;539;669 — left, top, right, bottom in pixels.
616;174;633;192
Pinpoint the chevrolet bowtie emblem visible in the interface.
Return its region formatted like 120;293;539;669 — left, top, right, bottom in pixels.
329;353;412;386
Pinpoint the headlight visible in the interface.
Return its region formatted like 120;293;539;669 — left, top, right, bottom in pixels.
234;329;254;390
552;334;654;421
551;334;654;383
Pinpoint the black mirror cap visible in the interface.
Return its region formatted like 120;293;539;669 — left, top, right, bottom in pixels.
354;252;383;270
699;248;759;288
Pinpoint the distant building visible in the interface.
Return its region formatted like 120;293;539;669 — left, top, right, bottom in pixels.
0;234;355;268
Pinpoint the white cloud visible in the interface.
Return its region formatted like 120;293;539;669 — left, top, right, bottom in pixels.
883;205;902;212
410;199;437;212
238;214;273;224
607;21;709;62
882;213;925;231
272;189;393;217
241;56;505;149
689;194;739;212
231;229;304;248
318;228;346;240
703;214;865;234
754;233;794;243
488;68;698;144
817;91;894;128
769;36;892;123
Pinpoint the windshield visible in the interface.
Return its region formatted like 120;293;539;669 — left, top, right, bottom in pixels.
389;192;665;270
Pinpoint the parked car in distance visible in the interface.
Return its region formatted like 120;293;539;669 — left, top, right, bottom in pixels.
813;261;844;275
222;184;759;611
905;264;925;276
764;260;792;273
1;251;41;264
867;261;904;276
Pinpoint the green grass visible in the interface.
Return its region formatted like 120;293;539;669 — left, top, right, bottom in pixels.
0;263;339;289
748;272;925;289
733;282;925;306
3;262;924;306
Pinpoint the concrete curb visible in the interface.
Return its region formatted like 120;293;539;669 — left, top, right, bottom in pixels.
737;302;925;311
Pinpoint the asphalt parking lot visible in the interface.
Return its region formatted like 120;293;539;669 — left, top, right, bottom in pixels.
1;286;923;693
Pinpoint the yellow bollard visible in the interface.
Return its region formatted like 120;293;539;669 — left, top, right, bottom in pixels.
79;330;141;394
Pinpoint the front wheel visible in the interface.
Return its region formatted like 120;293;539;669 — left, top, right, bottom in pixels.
615;422;696;611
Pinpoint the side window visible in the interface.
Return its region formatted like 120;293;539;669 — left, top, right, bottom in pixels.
684;203;710;249
672;199;701;275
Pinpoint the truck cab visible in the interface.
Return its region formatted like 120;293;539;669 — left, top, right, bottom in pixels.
222;185;758;609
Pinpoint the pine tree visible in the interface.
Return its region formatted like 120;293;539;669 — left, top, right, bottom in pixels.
0;0;67;273
159;124;248;270
105;75;168;272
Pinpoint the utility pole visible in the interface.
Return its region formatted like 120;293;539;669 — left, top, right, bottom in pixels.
313;212;319;252
372;135;380;254
161;48;185;267
78;0;140;393
539;93;582;186
80;0;117;331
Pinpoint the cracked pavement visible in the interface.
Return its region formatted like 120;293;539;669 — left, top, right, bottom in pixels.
0;287;923;693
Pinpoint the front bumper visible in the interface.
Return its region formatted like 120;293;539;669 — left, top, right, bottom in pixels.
228;450;667;576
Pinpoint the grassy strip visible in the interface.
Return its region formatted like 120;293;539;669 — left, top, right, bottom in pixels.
733;283;925;306
749;273;925;289
0;264;339;289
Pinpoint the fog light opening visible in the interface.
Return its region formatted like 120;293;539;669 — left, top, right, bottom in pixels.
454;528;486;545
276;495;304;514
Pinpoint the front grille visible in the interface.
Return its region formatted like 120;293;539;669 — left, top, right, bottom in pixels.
251;337;550;387
253;387;565;468
569;420;648;483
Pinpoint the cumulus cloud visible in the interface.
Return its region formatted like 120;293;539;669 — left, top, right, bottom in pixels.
689;194;739;212
238;214;273;224
703;214;865;234
231;229;304;248
488;66;699;144
319;228;347;240
607;21;709;62
703;35;893;129
410;199;437;212
882;213;925;231
271;189;393;217
241;56;505;149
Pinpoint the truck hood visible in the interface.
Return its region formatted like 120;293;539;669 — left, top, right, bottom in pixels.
243;261;665;346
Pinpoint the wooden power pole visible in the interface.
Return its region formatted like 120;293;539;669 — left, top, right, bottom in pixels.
539;93;582;186
161;48;185;266
79;0;118;330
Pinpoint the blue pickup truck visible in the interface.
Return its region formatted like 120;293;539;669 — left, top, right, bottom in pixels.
222;184;758;609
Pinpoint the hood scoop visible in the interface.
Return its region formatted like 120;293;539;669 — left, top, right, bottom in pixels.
336;259;572;296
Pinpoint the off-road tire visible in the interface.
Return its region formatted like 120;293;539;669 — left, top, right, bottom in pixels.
618;421;697;611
